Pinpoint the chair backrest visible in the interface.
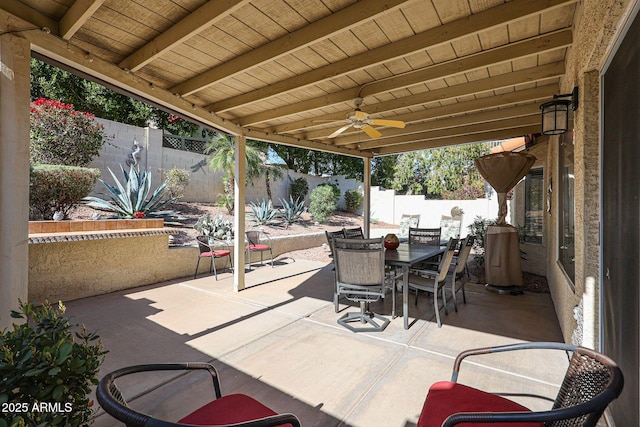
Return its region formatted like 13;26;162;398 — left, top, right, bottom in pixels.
453;235;475;275
437;238;459;283
343;226;364;239
440;214;463;242
325;229;346;257
333;237;386;286
549;346;624;427
408;227;441;246
245;230;264;246
399;214;420;238
196;235;211;254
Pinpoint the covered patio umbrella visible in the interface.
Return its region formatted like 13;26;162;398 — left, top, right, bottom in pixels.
475;152;536;292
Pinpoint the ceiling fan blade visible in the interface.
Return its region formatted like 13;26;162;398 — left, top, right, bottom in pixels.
369;119;405;128
362;124;382;139
328;124;353;138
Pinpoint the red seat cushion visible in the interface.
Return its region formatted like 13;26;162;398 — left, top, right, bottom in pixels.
178;393;293;426
213;250;231;257
199;251;213;257
247;244;270;251
417;381;543;427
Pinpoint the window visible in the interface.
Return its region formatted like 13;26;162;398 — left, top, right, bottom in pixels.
524;168;544;244
558;130;575;285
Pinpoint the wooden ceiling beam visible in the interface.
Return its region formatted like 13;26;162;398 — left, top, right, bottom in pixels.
209;0;577;112
374;125;541;156
172;0;411;96
275;84;558;134
0;3;58;35
60;0;105;40
329;104;541;145
239;61;564;126
350;116;541;150
119;0;251;72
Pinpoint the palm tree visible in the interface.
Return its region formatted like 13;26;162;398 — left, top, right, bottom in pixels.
205;134;264;213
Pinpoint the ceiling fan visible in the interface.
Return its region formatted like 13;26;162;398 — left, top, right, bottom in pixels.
326;98;405;139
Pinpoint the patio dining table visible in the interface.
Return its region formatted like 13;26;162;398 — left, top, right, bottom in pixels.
385;243;446;329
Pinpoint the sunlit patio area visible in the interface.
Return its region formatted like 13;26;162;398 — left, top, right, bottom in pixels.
66;259;566;426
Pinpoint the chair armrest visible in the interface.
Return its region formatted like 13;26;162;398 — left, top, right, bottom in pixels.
97;363;222;426
442;391;619;427
451;342;575;382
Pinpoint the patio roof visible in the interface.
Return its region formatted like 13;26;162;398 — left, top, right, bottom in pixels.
1;0;576;157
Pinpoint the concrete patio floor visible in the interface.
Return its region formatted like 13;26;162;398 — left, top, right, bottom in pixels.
66;257;567;427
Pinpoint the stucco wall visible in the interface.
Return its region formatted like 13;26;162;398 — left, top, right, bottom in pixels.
545;0;634;344
28;232;327;302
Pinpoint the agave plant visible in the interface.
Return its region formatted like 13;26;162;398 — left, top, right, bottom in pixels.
249;199;278;225
83;165;183;220
278;196;305;228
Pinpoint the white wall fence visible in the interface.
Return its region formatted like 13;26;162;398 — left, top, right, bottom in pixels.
89;119;504;227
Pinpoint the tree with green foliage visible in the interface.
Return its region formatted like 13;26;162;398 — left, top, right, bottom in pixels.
391;143;490;199
372;155;399;188
30;58;202;136
206;134;265;213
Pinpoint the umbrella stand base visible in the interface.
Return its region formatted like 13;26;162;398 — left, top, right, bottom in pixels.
485;284;524;295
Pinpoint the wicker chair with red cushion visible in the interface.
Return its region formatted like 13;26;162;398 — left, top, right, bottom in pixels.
417;342;623;427
97;362;301;427
194;236;232;280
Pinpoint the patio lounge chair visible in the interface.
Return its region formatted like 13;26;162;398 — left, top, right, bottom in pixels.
97;362;301;427
417;342;624;427
333;237;389;332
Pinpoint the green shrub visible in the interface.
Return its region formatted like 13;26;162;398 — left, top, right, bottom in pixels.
468;216;496;266
163;167;190;199
83;165;183;220
0;301;106;427
344;189;363;213
30;98;108;167
29;164;100;220
216;192;234;214
309;185;337;224
317;182;341;200
290;177;309;202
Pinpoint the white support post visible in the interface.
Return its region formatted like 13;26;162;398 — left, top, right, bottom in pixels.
363;157;371;238
233;135;246;292
0;34;30;327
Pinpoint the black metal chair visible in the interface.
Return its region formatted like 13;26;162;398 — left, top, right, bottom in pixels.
416;342;624;427
325;229;347;311
408;227;442;245
97;362;301;427
333;237;389;332
245;230;273;270
194;236;232;280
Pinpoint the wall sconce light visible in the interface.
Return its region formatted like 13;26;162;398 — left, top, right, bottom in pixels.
540;87;579;135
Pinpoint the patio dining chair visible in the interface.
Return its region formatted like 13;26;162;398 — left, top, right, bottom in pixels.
416;342;624;427
246;230;273;270
408;237;458;327
194;236;232;280
398;214;420;240
409;227;443;271
343;226;364;239
333;237;390;332
97;362;301;427
448;234;475;312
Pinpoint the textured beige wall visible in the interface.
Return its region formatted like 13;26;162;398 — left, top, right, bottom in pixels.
545;0;634;344
28;232;327;302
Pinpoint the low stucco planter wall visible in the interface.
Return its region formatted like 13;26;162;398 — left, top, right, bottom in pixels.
28;228;327;302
